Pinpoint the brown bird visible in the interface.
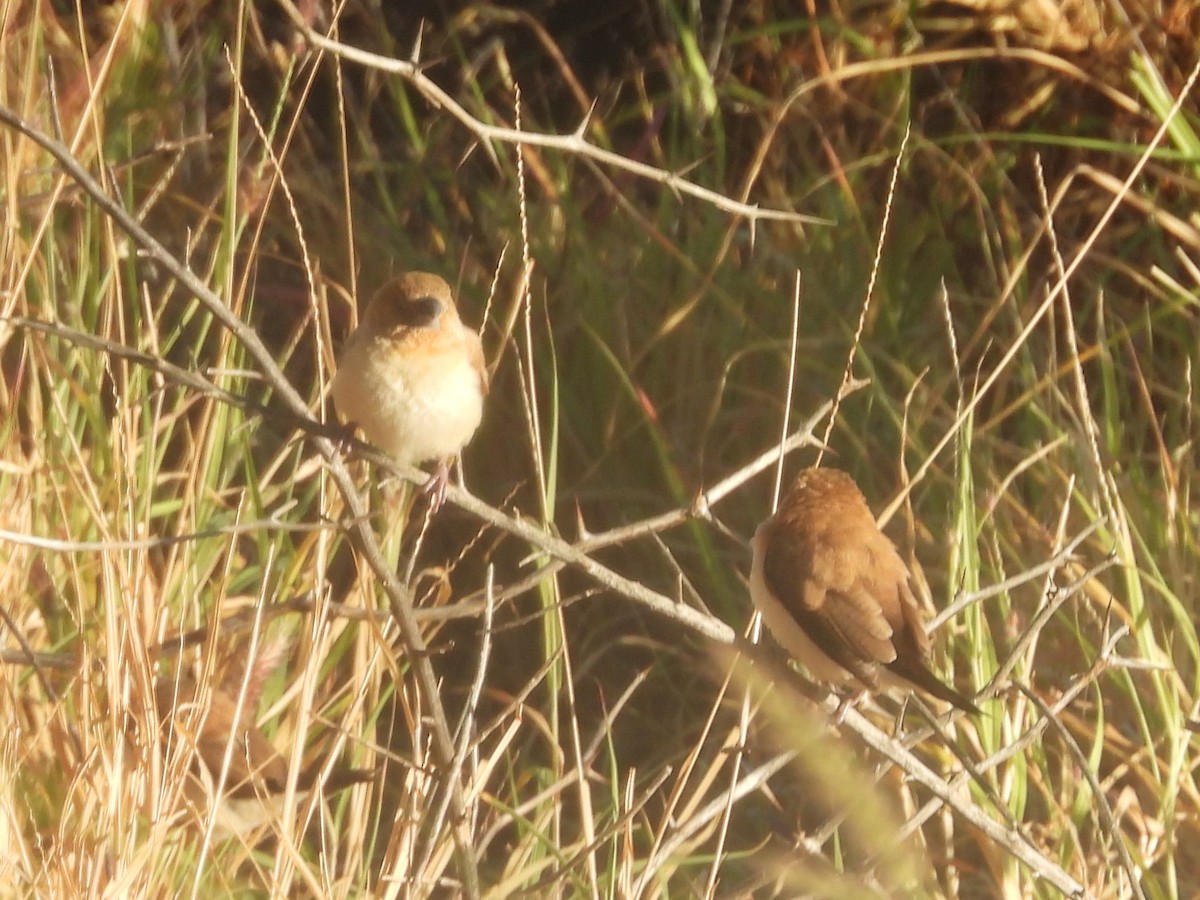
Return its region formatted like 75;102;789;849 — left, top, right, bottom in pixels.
155;671;374;836
749;467;980;715
331;272;488;509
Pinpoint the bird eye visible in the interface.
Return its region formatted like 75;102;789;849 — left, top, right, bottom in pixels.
394;294;445;327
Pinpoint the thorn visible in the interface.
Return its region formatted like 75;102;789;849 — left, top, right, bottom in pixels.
574;500;592;540
573;101;597;139
410;20;424;63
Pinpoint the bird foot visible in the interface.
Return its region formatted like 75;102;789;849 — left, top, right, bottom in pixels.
832;688;868;725
332;420;359;455
418;460;451;514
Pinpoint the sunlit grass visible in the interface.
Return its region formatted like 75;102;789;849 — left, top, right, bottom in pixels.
2;0;1199;896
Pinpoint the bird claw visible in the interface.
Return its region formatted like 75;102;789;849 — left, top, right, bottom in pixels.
332;420;359;455
419;461;451;514
832;688;867;724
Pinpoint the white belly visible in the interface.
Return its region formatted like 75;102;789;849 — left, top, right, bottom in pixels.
332;334;483;466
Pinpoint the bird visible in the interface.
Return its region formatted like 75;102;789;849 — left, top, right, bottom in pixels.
154;669;375;837
331;272;488;510
748;467;981;715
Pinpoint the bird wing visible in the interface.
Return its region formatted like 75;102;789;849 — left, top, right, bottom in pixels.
881;577;982;714
196;718;290;797
159;680;290;797
762;523;897;688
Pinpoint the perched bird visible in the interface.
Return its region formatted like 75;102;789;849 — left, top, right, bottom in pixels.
155;670;374;837
749;467;980;715
331;272;488;509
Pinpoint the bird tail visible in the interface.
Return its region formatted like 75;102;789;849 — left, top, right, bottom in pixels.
890;661;983;716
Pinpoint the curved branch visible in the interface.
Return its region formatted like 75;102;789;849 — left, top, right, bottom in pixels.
0;103;481;899
272;0;825;227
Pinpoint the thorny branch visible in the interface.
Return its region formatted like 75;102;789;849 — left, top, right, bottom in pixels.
0;85;1109;893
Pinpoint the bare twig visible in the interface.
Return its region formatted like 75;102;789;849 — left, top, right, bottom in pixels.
1020;682;1145;900
640;750;800;888
270;0;823;228
929;517;1110;631
844;702;1085;896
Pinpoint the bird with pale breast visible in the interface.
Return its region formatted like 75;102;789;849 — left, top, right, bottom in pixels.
155;672;374;837
331;272;488;510
749;467;980;715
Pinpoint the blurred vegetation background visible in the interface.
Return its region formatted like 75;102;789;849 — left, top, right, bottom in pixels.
1;0;1198;896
